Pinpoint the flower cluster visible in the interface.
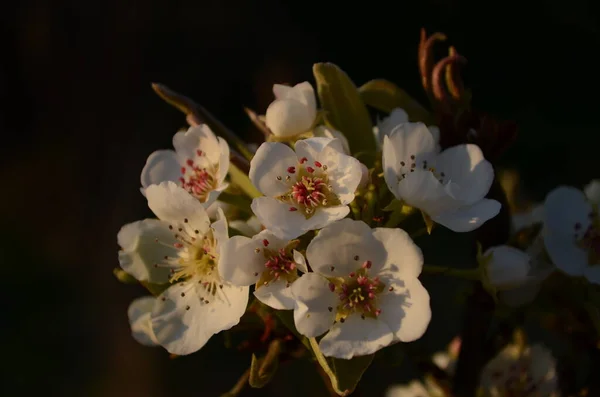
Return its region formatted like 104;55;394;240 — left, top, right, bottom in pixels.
114;47;600;395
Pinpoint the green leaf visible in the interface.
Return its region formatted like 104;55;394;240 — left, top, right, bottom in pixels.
359;79;434;124
229;163;261;199
217;191;253;216
152;83;254;161
140;281;170;297
309;338;374;396
382;198;404;212
312;63;376;163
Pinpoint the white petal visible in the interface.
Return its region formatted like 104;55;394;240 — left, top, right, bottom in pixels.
294;137;345;163
291;273;337;338
273;84;293;99
385;381;429;397
378;279;431;342
318;315;394;359
128;296;159;346
584;180;600;205
435;144;494;205
202;185;228;209
543;228;587;276
375;108;410;147
151;282;248;355
484;245;531;289
293;250;308;273
251;197;310;240
429;125;441;150
219;235;264;286
372;227;423;279
312;126;350;155
173;125;221;165
254;279;296;310
544;186;592;237
306;218;386;277
140;150;181;189
211;208;229;249
216;137;230;185
358;162;370;189
431;199;501;232
302;206;351;231
117;219;175;283
384;122;436;174
395;169;459;215
146;181;211;233
249;142;299;197
584;266;600;285
274;82;316;111
266;99;314;137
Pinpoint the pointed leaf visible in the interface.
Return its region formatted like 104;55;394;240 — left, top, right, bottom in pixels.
309;338;374;396
421;211;435;234
140;280;170;297
359;79;434;124
313;63;376;162
113;268;137;284
152;83;254;161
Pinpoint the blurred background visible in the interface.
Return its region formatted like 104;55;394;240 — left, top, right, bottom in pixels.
1;0;599;396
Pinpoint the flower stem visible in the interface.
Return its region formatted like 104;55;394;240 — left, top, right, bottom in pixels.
422;265;480;280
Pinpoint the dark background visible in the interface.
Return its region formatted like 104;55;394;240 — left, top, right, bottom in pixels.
1;0;599;396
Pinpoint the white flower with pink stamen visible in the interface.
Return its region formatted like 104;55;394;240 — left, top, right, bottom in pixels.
117;181;248;355
382;121;500;232
219;230;308;310
140;124;230;207
249;137;362;240
291;219;431;359
479;343;559;397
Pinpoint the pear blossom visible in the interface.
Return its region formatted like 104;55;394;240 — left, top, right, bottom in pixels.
479;343;559;397
382;121;500;232
117;181;248;355
128;296;159;346
291;218;431;359
480;245;532;291
265;82;317;138
140;125;230;207
374;107;440;152
542;181;600;284
219;230;308;310
313;125;351;154
249;137;362;240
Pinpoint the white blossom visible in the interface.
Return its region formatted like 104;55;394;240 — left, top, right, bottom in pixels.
117;181;248;355
127;296;159;346
479;343;559;397
313;125;351;154
265;82;317;138
480;245;532;291
141;125;229;207
542;181;600;284
219;230;308;310
382;122;500;232
249;137;362;239
291;219;431;359
374;107;440;152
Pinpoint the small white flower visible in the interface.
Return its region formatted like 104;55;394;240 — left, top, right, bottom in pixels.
480;245;532;291
265;82;317;138
291;219;431;359
382;122;500;232
480;343;559;397
141;125;230;207
313;125;351;154
117;181;248;355
249;137;362;239
542;182;600;284
219;230;308;310
373;107;440;152
128;296;159;346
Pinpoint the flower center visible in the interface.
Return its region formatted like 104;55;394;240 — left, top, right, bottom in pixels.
179;155;218;203
491;361;542;397
276;158;341;218
153;220;224;298
396;154;445;183
328;261;385;321
575;208;600;266
255;239;300;287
